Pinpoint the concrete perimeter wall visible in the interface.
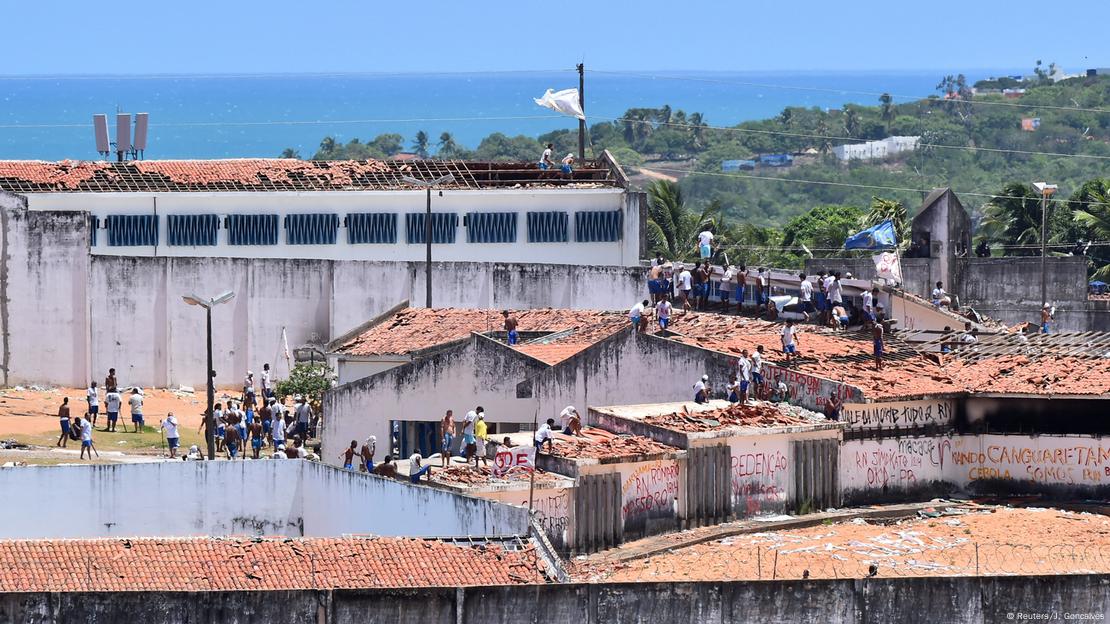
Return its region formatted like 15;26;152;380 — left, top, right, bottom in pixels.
1;575;1106;623
0;202;647;387
0;460;526;540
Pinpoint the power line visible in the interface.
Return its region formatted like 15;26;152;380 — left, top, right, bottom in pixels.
587;69;1110;115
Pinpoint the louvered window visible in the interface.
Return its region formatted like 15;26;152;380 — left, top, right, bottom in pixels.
346;213;397;244
526;211;569;243
465;212;517;243
88;216;99;247
405;213;458;244
106;214;158;246
574;210;623;242
167;214;219;246
286;213;339;245
226;214;279;246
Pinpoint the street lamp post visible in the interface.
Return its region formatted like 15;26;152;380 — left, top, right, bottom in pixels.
401;174;454;308
1032;182;1058;308
182;291;235;459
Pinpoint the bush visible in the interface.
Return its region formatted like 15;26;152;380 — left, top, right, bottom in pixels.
275;363;333;409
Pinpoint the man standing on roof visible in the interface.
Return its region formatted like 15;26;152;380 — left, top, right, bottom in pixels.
736;266;748;315
872;313;885;370
691;261;707;311
649;259;664;304
798;273;814;323
676;264;693;311
755;268;768;317
503;310;519;345
781;320;800;365
538;143;555;170
1040;304;1053;334
719;265;734;312
751;345;765;400
828;272;844;323
656;296;673;330
697;227;714;261
737;349;753;404
630;299;649;332
440;409;455;467
693;374;711;404
462;408;478;466
474;412;489;467
862;287;876;328
360;436;376;472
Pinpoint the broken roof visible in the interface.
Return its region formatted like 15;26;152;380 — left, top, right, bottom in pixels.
550;427;678;460
332;307;628;365
0;536;545;591
0;158;623;193
637;401;829;433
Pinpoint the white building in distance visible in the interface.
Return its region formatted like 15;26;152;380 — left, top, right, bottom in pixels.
833;136;920;162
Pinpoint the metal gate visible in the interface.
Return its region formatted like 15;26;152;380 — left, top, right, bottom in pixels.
684;444;732;528
791;438;840;513
569;472;622;554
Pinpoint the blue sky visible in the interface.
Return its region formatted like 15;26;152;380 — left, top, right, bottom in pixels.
2;0;1106;75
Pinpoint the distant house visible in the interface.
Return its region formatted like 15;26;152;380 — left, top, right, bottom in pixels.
721;159;756;172
758;153;793;167
1021;117;1041;132
832;136;920;162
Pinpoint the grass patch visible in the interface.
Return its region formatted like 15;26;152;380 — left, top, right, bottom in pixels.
11;423;207;455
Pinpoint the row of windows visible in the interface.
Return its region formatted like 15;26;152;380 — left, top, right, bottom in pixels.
91;210;623;247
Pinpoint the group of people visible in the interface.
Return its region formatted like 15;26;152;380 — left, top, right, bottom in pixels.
538;143;576;176
647;253;775;318
206;367;313;461
57;368;150;456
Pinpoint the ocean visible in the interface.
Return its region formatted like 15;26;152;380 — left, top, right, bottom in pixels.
0;70;1010;161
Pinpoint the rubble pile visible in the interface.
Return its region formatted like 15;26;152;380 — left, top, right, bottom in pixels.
642;402;824;432
552;428;675;459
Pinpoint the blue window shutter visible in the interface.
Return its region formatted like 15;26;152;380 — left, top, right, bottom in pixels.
465;212;517;243
406;213;457;244
88;216;99;247
166;214;219;246
526;211;568;242
286;213;339;245
574;210;623;242
346;213;397;244
227;214;279;245
106;214;158;246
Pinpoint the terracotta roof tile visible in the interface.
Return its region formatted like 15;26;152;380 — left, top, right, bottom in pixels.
640;402;826;432
335;308;627;364
0;536;544;591
550;427;677;460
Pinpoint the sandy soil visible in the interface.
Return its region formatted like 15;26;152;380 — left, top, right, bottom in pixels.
0;387;226;436
572;506;1110;581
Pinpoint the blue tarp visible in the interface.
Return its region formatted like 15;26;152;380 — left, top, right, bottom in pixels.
845;220;898;250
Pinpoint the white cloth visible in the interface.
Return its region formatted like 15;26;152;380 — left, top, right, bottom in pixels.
559;406;577;428
533;88;586;120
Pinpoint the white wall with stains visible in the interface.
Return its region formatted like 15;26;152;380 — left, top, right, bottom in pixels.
0;460;527;540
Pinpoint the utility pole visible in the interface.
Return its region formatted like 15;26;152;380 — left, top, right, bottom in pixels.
577;63;586;161
402;174;455;308
182;291;235;460
1033;182;1057;307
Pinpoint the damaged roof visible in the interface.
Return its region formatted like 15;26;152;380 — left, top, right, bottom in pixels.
0;536;545;591
550;427;678;460
0;158;623;193
333;307;629;365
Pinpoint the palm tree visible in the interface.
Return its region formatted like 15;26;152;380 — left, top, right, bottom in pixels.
862;197;910;248
280;148;301;159
843;108;861;138
879;93;894;129
318;137;337;157
437;132;458;159
412;131;430;158
645;179;720;262
979;182;1047;256
1072;186;1110;279
815;118;833;154
688;112;706;149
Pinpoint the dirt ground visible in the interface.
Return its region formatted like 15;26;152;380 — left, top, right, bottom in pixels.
0;386;258;464
572;506;1110;581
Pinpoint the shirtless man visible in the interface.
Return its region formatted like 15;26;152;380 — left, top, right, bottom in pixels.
872;316;886;371
649;261;665;305
248;420;264;459
440;409;455;467
503;311;519;345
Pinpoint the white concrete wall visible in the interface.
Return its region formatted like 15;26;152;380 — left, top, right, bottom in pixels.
27;189;638;267
0;460;526;540
322;331;739;471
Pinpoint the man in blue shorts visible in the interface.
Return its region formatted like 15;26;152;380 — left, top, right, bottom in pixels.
78;416;98;459
86;381;99;428
538;143;554;170
873;317;885;371
503;310;519;345
781;320;800;365
751;345;765;399
105;388;121;433
127;389;144;433
160;412;180;459
440;409;455;467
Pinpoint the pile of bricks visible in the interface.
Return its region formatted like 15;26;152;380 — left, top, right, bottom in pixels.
552;427;675;459
642;402;821;432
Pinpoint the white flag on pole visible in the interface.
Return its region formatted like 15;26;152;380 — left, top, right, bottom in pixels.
873;252;903;285
281;327;292;367
534;88;585;120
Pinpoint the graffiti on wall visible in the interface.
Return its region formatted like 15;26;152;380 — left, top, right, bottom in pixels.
841;398;956;431
620;461;680;528
729;438;790;516
763;363;861;411
840;437;950;491
950;435;1110;487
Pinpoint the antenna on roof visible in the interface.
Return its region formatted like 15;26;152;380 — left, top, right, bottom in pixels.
94;111;150;161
